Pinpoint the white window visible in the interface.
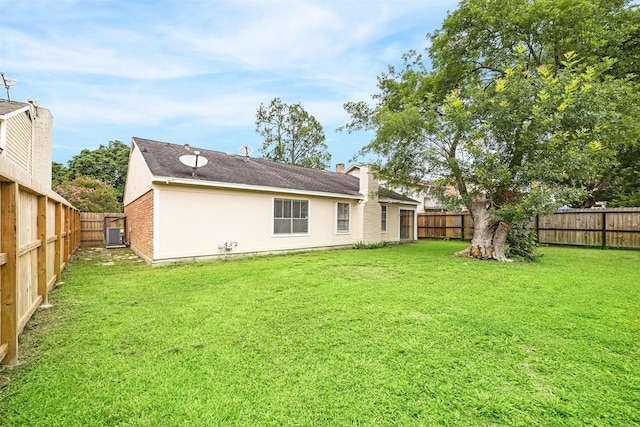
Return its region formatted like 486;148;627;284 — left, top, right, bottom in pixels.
274;198;308;235
381;205;387;232
337;202;350;233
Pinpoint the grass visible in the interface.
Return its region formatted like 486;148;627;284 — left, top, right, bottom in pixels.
0;241;639;426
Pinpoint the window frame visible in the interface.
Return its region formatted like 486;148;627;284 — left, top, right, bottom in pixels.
273;198;309;236
381;205;387;233
336;202;350;234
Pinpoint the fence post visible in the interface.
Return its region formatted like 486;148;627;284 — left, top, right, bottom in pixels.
1;182;19;365
37;196;48;305
602;211;607;249
54;202;62;283
535;215;540;242
460;214;465;240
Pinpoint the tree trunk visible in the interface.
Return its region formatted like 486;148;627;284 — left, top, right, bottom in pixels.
456;194;512;262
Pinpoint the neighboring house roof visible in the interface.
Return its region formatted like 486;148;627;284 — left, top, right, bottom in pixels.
0;101;29;117
133;137;417;203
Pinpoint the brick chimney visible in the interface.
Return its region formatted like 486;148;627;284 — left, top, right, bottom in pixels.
336;163;345;173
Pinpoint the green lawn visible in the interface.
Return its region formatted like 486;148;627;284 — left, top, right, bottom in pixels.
1;241;639;426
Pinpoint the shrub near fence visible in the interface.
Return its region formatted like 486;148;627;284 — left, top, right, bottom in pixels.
0;178;80;365
418;207;640;249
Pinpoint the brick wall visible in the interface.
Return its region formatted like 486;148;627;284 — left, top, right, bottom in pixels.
124;189;154;261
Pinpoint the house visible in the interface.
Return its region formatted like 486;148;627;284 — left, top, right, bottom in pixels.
0;100;54;191
123;137;419;265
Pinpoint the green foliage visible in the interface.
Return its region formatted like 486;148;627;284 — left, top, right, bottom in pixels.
51;161;68;187
506;223;542;262
2;242;639;425
595;138;640;207
256;97;331;169
56;175;120;212
343;0;640;243
352;240;390;249
428;0;639;95
66;140;130;203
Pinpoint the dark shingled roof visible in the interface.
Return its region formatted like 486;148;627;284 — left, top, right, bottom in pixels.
133;137;417;203
134;137;362;196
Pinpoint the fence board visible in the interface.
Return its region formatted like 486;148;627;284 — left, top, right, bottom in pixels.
80;213;126;247
418;208;640;249
0;178;79;365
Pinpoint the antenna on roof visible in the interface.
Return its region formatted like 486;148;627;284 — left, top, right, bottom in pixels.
179;150;209;178
239;145;252;161
0;73;18;102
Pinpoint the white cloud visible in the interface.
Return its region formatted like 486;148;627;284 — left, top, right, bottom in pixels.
2;0;457;164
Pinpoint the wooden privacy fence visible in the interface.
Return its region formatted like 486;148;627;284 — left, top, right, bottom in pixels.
418;207;640;249
0;178;80;365
80;212;126;247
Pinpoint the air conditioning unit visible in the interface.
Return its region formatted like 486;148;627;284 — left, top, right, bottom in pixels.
106;227;124;246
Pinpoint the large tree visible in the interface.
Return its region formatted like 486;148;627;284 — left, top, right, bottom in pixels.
343;0;639;261
66;140;130;203
256;98;331;169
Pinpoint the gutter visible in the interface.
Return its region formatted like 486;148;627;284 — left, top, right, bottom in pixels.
378;196;421;205
152;176;364;200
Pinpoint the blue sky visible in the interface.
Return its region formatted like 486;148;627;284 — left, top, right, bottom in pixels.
1;0;457;168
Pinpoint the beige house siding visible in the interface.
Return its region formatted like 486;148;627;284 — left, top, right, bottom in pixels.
5;112;32;174
382;204;401;241
152;184;361;263
123;139;418;265
0;104;54;191
123;144;154;206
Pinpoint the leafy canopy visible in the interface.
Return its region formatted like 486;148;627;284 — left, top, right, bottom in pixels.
343;0;640;222
63;140;130;203
256;98;331;169
56;176;120;213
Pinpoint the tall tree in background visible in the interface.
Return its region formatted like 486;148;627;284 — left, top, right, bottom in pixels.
52;140;130;212
342;0;639;261
67;140;130;202
256;98;331;169
55;140;130;204
52;161;68;187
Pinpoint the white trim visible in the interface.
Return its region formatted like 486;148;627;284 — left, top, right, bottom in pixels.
153;176;364;201
336;202;351;234
153;188;161;258
378;196;420;205
0;105;30;120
